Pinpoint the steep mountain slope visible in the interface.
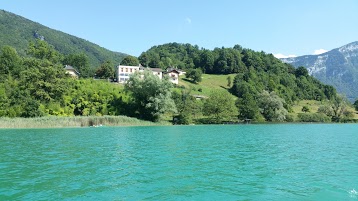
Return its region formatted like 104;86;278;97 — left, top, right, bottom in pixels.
281;41;358;101
0;10;126;67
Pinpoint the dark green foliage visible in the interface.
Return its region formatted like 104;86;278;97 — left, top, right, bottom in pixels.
0;10;125;69
138;43;246;74
95;61;115;79
301;106;310;113
295;66;309;77
63;53;92;78
120;56;139;66
298;113;331;122
227;76;232;87
125;70;177;122
172;89;203;124
354;99;358;111
203;90;237;123
0;41;128;118
237;92;261;121
0;46;21;76
185;68;202;83
140;42;336;122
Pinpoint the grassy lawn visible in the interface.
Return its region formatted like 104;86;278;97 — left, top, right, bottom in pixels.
176;74;237;98
291;100;358;119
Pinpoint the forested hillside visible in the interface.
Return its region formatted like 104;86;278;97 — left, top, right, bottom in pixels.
1;38;353;123
0;10;126;69
139;42;336;102
0;42;129;118
139;43;354;122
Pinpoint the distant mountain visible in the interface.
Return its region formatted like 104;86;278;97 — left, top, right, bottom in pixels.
0;10;126;67
281;41;358;101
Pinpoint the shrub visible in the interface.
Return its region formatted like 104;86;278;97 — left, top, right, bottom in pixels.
297;113;331;123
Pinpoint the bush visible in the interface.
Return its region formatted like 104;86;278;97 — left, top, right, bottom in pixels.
297;113;331;123
285;114;296;122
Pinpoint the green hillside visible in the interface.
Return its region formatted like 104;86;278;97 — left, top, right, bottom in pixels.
0;10;126;68
177;74;358;122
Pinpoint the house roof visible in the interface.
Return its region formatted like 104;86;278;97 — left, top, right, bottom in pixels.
139;67;163;72
64;65;80;75
148;68;163;72
167;67;184;73
164;69;180;74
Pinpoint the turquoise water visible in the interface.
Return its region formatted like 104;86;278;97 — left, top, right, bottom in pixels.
1;124;358;200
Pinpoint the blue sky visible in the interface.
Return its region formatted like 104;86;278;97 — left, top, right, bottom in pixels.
1;0;358;58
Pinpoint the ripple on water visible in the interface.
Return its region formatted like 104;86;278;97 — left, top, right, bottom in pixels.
1;124;358;200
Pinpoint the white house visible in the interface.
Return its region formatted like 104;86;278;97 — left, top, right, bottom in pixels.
164;69;180;85
117;65;164;83
117;65;184;84
117;65;140;83
64;65;80;78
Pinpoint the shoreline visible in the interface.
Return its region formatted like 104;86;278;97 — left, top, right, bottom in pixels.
0;116;168;129
1;116;357;129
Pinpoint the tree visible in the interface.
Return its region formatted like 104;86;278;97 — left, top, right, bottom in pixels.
237;92;261;121
63;53;91;78
295;66;309;77
331;95;349;122
354;99;358;111
302;106;310;113
185;68;202;83
95;61;114;79
121;56;139;66
258;91;288;122
0;46;22;76
172;89;203;124
27;40;62;63
203;90;237;123
125;70;177;121
317;96;351;122
227;76;232;87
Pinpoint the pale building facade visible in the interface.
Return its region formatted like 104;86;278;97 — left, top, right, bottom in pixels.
64;65;80;78
164;69;180;85
117;65;140;83
117;65;182;84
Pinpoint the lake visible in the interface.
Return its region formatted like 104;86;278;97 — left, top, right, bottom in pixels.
1;124;358;200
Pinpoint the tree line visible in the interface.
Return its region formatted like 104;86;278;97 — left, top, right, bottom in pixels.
0;40;356;123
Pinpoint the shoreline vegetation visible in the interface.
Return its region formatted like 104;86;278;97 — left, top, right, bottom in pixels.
0;116;168;129
1;115;357;129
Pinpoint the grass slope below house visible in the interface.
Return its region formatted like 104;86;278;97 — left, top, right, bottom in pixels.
0;116;168;129
177;74;237;98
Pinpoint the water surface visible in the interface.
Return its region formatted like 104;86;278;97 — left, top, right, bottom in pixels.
1;124;358;200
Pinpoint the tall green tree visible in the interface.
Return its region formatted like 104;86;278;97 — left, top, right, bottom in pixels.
27;40;62;63
203;90;237;123
125;70;177;121
185;68;202;83
95;61;114;79
63;53;91;78
172;89;203;124
121;55;139;66
227;76;232;87
237;92;261;121
0;46;22;76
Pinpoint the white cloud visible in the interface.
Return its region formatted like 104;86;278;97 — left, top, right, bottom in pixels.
185;17;192;24
273;53;297;59
313;49;328;55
